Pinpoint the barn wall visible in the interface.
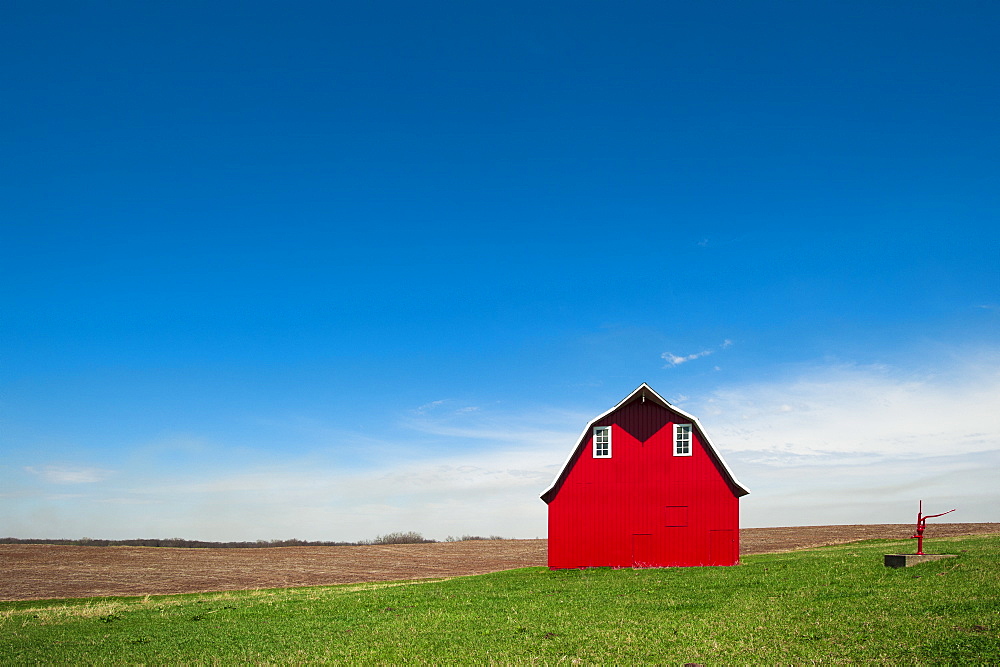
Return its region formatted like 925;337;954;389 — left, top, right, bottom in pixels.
547;399;739;568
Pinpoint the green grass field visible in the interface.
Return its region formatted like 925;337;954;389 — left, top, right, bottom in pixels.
2;535;998;664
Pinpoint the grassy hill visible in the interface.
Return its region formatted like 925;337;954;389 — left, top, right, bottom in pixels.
2;534;998;663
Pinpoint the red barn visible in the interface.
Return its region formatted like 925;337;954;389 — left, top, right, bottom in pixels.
541;383;749;568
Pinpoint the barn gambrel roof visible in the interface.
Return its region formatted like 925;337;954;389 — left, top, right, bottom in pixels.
540;383;750;503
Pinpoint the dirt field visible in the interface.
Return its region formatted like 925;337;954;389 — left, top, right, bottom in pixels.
2;523;997;601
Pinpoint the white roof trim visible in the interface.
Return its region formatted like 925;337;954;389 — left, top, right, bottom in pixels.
540;383;750;501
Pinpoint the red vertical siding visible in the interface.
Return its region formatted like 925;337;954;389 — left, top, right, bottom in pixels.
546;395;741;568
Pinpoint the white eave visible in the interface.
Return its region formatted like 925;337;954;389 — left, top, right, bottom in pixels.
540;383;750;502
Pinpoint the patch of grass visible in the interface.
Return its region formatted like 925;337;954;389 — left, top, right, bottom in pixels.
2;535;998;663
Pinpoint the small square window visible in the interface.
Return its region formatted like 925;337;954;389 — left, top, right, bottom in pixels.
674;424;692;457
593;426;611;458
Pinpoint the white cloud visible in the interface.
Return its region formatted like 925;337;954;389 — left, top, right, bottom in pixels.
730;448;1000;527
692;357;1000;460
62;446;562;542
3;404;581;542
684;351;1000;526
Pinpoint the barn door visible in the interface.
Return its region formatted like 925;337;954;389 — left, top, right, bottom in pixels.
631;533;653;568
709;529;735;565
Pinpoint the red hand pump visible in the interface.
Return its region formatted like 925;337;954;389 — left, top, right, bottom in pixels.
911;500;956;555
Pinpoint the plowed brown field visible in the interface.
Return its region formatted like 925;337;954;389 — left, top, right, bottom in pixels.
2;523;996;601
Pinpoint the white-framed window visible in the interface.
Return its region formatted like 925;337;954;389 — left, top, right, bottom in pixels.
673;423;692;456
593;426;611;458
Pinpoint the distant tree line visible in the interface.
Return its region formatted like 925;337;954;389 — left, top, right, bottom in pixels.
0;532;506;548
0;537;355;548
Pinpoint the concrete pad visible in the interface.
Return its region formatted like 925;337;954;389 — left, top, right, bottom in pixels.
884;554;959;568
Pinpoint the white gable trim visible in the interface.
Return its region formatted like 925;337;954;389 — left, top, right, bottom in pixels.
540;383;750;501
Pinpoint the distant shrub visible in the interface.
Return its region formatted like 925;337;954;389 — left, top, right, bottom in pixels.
364;531;436;545
444;535;505;542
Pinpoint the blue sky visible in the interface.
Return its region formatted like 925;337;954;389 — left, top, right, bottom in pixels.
3;1;997;541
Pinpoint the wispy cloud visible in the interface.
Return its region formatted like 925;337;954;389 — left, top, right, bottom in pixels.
662;339;733;367
24;465;114;484
402;419;575;451
412;399;483;417
413;399;448;415
662;350;713;366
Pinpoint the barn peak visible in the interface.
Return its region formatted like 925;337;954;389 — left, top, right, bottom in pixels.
540;383;750;504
